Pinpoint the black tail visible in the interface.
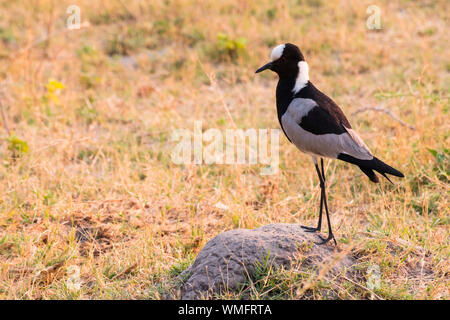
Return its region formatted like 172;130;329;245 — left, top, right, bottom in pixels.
337;154;404;183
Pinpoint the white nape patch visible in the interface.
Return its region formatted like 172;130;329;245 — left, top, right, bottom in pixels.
270;44;285;61
292;61;309;93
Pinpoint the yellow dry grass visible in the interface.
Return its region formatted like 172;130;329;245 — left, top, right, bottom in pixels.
0;0;448;299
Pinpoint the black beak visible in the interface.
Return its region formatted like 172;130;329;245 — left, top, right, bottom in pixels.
255;62;272;73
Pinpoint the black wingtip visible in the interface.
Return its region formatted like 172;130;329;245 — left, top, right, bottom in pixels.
380;172;394;184
359;167;379;183
338;154;404;183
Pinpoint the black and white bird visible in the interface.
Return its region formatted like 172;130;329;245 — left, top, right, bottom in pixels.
256;43;404;245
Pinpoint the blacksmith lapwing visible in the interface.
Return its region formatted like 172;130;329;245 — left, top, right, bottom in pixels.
256;43;404;245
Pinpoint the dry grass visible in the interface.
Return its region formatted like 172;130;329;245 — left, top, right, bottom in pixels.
0;0;448;299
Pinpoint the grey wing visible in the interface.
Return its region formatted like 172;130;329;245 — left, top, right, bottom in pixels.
281;98;374;160
339;126;373;160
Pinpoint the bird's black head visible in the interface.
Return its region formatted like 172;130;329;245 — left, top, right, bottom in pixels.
255;43;305;78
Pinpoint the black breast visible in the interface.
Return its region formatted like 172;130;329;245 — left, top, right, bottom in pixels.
275;77;297;142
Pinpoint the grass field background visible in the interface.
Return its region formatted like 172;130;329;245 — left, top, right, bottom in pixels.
0;0;448;299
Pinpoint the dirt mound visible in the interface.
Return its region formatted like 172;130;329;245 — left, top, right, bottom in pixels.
180;223;355;299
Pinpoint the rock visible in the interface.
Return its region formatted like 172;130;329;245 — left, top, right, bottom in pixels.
180;223;355;299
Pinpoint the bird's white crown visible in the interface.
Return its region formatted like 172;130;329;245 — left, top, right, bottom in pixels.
270;44;285;61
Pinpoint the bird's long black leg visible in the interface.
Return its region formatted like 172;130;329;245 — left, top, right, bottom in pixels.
301;160;324;232
316;159;337;246
321;158;325;184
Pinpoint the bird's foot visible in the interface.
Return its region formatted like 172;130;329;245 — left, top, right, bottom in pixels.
315;234;337;246
301;225;320;233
